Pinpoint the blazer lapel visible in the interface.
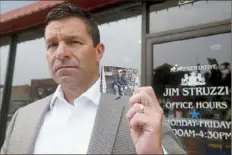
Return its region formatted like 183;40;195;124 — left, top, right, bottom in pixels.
87;94;125;154
23;95;52;154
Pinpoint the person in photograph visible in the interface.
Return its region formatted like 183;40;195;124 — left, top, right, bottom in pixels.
1;3;186;154
113;69;128;96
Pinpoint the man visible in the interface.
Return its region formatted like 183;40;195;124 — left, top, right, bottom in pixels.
113;69;128;96
1;3;186;154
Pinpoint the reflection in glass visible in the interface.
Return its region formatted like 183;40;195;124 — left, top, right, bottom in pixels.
149;1;231;33
153;33;231;155
99;15;141;70
8;37;57;123
0;37;10;117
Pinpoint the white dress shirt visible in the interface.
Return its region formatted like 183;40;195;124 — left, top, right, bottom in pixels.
34;78;168;154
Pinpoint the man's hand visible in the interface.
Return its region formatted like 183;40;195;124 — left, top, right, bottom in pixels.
126;87;164;154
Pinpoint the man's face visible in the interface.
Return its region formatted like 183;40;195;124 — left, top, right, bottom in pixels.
45;17;104;86
118;72;123;77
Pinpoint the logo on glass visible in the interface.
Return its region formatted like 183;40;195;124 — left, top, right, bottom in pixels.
181;72;206;86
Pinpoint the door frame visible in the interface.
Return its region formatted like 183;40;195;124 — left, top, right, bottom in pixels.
143;18;231;86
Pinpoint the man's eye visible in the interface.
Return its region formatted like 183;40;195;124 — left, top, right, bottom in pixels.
47;43;58;49
68;40;82;45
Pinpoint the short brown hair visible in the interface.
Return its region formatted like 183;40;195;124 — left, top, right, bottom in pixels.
45;3;100;47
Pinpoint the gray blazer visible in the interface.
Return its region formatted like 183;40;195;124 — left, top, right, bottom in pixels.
1;94;187;154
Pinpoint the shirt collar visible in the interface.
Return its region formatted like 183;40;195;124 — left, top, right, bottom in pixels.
50;78;101;110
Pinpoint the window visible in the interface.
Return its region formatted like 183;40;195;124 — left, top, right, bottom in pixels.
6;14;142;124
152;33;231;155
149;0;231;33
0;36;10;107
8;31;56;122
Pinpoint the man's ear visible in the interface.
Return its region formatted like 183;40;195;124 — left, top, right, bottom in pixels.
96;43;105;62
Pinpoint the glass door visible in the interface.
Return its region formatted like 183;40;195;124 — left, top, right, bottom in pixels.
150;33;231;155
145;1;231;155
148;28;232;155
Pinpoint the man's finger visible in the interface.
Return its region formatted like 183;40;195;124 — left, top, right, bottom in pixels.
129;112;149;131
133;87;160;108
135;87;159;103
129;90;155;108
134;86;156;100
126;103;147;121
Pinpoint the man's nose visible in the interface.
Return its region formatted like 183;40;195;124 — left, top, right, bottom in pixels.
56;42;72;60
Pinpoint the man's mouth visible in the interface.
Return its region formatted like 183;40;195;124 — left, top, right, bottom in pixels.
56;66;77;71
